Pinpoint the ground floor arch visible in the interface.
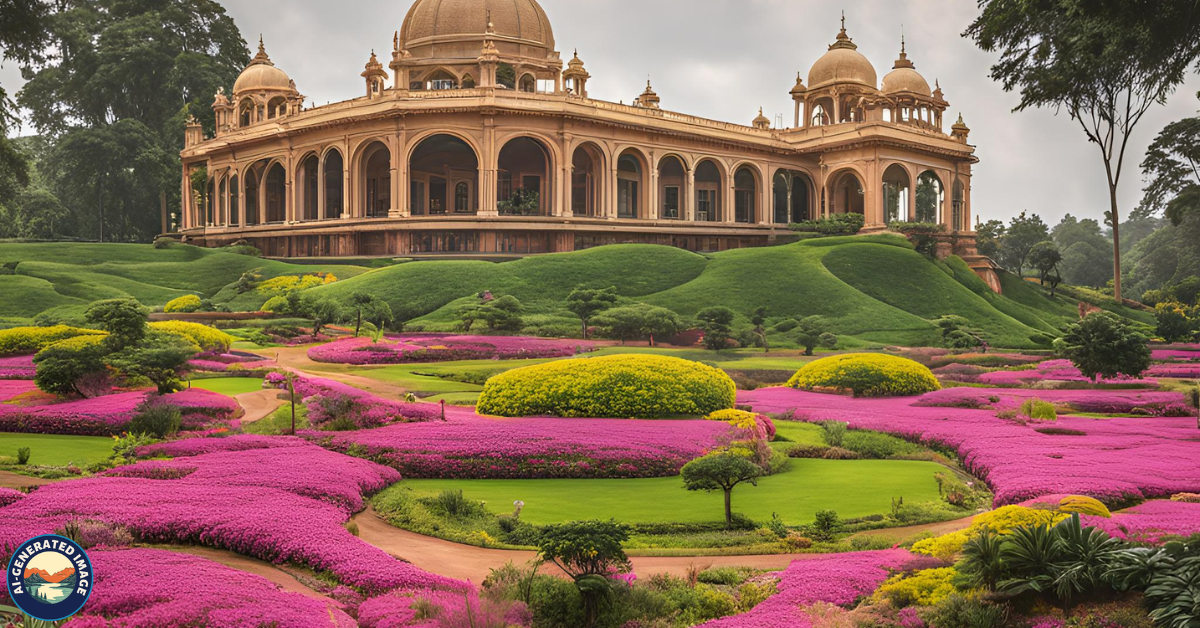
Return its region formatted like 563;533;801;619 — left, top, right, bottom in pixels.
571;143;604;217
882;164;911;224
694;159;723;222
616;149;648;219
324;149;344;219
916;171;943;224
409;134;479;216
658;155;686;220
498;136;552;216
360;141;391;218
772;169;813;224
733;165;760;224
829;170;865;216
299;154;319;221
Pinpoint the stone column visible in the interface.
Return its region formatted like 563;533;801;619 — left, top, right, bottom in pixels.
758;163;771;225
608;166;619;219
724;169;736;224
317;153;326;221
684;167;695;222
285;153;296;223
648;166;659;221
480;121;499;217
396;128;409;217
559;134;573;217
236;165;247;227
341;140;351;219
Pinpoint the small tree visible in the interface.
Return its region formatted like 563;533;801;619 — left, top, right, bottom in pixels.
349;292;392;337
1155;301;1198;343
458;303;484;332
85;298;149;350
696;306;735;351
107;331;197;393
750;306;770;353
1029;241;1064;296
482;295;524;332
681;452;763;527
537;520;631;628
592;303;682;345
565;286;618;339
935;315;987;351
996;212;1051;276
794;316;838;356
33;336;107;396
1055;311;1151;381
301;295;342;340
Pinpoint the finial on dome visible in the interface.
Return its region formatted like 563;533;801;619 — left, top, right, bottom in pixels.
485;9;495;33
259;35;264;52
893;32;914;69
831;11;857;49
249;36;274;66
840;10;846;33
394;31;399;52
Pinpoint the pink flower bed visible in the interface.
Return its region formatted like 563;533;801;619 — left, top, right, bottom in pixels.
0;488;24;507
1079;500;1200;542
1152;349;1200;362
0;354;34;379
978;359;1156;386
913;387;1193;416
0;387;241;435
59;548;354;628
0;379;36;402
359;589;531;628
697;550;912;628
137;433;311;457
268;373;442;428
316;404;733;479
1147;363;1200;378
741;387;1200;506
0;440;463;598
308;334;594;365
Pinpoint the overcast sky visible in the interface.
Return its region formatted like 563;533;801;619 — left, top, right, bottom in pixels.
4;0;1199;226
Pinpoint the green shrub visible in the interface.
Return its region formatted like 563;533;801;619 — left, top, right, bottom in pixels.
16;447;31;465
163;294;203;313
697;566;756;586
128;402;182;438
33;334;108;396
477;354;736;419
1019;398;1058;421
787;353;940;397
0;325;106;357
820;420;846;447
812;509;841;541
420;490;487;520
926;595;1008;628
842;430;924;459
789;213;865;235
148;321;235;352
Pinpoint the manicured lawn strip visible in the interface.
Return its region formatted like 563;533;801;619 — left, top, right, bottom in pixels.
401;459;943;526
187;377;264;397
0;433;113;466
771;421;826;448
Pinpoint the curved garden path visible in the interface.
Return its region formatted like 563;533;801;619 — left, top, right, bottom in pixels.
235;388;286;423
0;470;62;489
165;545;336;603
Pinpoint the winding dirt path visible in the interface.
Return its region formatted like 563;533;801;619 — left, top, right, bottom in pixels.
0;469;65;489
165;545;336;603
265;346;415;400
235;388;286;423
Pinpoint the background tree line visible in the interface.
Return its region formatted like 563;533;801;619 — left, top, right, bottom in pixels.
0;0;249;242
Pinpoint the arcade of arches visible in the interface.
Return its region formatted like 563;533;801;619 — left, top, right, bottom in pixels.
182;0;988;288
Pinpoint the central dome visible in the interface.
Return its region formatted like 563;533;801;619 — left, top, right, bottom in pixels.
401;0;555;56
808;28;877;90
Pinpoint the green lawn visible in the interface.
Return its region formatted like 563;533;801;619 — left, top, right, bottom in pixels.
771;420;826;448
401;459;943;526
0;433;113;466
187;377;264;396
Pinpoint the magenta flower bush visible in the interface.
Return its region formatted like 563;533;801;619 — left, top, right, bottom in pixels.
1146;363;1200;378
697;549;912;628
316;404;733;479
280;374;442;428
308;334;594;365
1079;500;1200;542
978;359;1157;386
742;387;1200;505
0;379;36;402
0;354;34;379
0;488;24;508
57;548;355;628
137;433;311;457
0;387;241;435
1151;348;1200;361
359;589;531;628
913;387;1193;416
0;440;463;598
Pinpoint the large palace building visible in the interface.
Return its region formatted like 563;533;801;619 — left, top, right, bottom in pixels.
179;0;982;269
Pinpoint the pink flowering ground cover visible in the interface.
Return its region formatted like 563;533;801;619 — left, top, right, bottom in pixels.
1146;363;1200;378
0;387;240;435
268;373;442;429
308;334;594;365
741;387;1200;506
697;549;912;628
977;359;1157;386
1152;349;1200;362
0;379;36;402
913;387;1193;416
59;548;354;628
0;354;34;379
315;404;734;479
1021;496;1200;541
0;440;463;598
359;589;531;628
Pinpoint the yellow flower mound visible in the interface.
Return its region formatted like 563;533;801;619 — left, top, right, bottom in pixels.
164;294;203;313
0;325;106;357
911;506;1068;560
476;354;736;419
149;321;236;352
705;408;760;430
787;353;940;397
256;273;337;296
1058;495;1111;518
875;567;958;606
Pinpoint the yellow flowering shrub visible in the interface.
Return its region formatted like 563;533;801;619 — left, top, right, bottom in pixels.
149;321;236;352
1058;495;1111;518
875;567;958;606
0;325;107;357
787;353;940;397
476;354;736;419
256;273;337;296
163;294;203;313
911;506;1068;559
705;408;760;430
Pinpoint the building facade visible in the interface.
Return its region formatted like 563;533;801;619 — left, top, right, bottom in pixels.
180;0;987;282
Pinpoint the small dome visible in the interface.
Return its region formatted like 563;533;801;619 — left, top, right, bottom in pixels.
881;41;931;96
401;0;555;58
808;26;877;90
234;39;293;94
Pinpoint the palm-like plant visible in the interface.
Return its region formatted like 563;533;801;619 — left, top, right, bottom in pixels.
958;530;1005;590
997;523;1061;597
1049;515;1122;610
1142;555;1200;628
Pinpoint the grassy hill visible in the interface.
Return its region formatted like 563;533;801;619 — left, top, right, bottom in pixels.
0;237;1148;348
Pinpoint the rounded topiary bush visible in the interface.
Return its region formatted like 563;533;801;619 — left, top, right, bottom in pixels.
787;353;940;397
477;354;736;419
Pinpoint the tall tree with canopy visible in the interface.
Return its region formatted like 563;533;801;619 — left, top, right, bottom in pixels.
966;0;1200;302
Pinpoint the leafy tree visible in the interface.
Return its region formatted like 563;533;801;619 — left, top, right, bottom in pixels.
457;303;484;332
0;0;51;129
749;306;770;353
300;295;343;340
9;187;69;239
1028;241;1064;296
936;315;986;351
681;452;763;527
32;336;107;396
85;298;149;350
482;295;524;332
1122;212;1200;300
106;331;197;393
975;219;1005;260
348;292;392;337
996;212;1050;276
696;306;736;351
1052;214;1112;288
0;136;31;229
1141;115;1200;226
966;0;1200;302
1055;311;1151;381
1155;301;1198;343
537;520;631;628
565;287;617;339
592;303;682;346
793;316;837;356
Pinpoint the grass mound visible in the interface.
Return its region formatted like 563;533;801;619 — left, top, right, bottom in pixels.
787;353;940;397
476;354;736;418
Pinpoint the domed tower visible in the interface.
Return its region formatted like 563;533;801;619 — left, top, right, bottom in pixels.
880;38;947;130
802;15;878;127
391;0;562;93
231;38;303;128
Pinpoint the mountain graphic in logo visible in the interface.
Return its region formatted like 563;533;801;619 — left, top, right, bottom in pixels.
24;567;77;585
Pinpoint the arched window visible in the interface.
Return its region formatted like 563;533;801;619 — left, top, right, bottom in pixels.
409;134;479;216
658;156;686;219
810;104;828;126
361;142;391;218
301;155;319;221
616;152;644;219
265;163;287;223
267;97;286;120
229;175;239;226
831;171;865;215
461;74;476;89
519;74;536;93
915;171;944;224
773;172;789;224
455;182;470;213
498;137;552;216
791;174;811;223
239;99;254;127
218;177;227;226
694;160;722;222
324;150;344;219
426;70;457;91
882;164;911;224
734;166;758;223
572;143;604;217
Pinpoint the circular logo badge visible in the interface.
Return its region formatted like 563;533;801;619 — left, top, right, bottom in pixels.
6;535;93;622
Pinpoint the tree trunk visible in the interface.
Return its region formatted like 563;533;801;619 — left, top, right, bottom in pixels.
581;318;588;339
724;488;733;527
1108;183;1123;303
355;310;362;337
